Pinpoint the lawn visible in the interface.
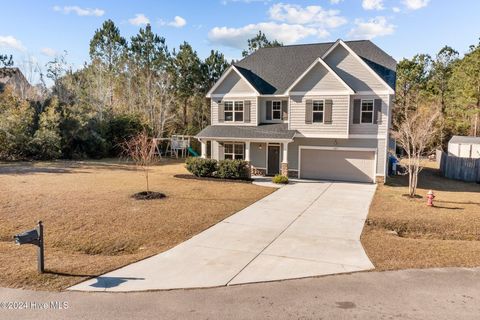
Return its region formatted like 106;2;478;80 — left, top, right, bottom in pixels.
0;159;274;290
362;161;480;270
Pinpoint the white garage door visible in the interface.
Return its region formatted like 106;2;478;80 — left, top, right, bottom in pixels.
300;148;375;183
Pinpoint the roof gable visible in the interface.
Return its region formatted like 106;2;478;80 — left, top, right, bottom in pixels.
233;40;396;95
287;58;354;94
322;40;394;93
206;66;259;97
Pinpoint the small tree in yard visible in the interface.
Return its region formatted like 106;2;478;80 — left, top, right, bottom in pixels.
392;105;441;197
122;131;164;199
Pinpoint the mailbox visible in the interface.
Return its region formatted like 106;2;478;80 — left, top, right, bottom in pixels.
14;229;39;245
13;221;44;273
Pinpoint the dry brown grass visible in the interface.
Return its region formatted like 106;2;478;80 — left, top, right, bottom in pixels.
0;159;274;290
362;161;480;270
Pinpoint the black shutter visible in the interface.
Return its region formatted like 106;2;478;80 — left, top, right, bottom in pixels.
353;99;361;124
266;101;272;120
305;99;313;124
244;100;251;123
374;99;382;124
282;100;288;120
324;99;333;124
218;101;224;123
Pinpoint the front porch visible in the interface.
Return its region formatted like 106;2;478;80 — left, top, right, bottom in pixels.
195;123;297;178
199;139;292;177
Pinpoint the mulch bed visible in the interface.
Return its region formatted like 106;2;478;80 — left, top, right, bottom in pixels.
131;191;166;200
174;174;253;184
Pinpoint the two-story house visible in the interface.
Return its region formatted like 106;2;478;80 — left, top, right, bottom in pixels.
196;39;396;183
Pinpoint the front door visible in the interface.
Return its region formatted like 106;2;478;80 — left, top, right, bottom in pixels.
267;145;280;176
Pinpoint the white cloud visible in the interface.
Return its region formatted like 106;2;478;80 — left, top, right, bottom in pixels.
392;7;401;12
208;22;327;49
362;0;384;10
129;14;150;26
209;3;348;50
268;3;347;28
41;47;57;57
170;16;187;27
348;16;395;39
0;35;26;51
330;0;343;4
160;16;187;28
53;5;105;17
402;0;429;10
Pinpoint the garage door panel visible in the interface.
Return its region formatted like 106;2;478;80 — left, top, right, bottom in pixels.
300;149;375;183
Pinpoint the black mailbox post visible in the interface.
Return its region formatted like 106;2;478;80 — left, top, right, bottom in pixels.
14;221;44;273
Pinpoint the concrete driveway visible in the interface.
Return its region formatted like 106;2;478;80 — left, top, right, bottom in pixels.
69;181;376;291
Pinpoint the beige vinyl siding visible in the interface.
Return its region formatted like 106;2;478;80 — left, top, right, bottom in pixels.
287;137;385;175
349;94;390;135
211;98;257;126
376;138;386;175
289;95;349;138
258;97;288;124
291;62;349;93
211;71;254;95
250;142;267;168
211;141;220;160
324;44;388;92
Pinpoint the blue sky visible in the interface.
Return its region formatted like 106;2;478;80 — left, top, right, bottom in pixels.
1;0;479;83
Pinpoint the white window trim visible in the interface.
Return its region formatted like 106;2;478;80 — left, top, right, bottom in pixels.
224;100;244;123
272;100;282;120
360;99;374;124
312;99;325;124
224;142;245;160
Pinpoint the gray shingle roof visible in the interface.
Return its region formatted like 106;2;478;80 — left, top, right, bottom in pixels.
234;40;397;94
449;135;480;144
196;123;296;140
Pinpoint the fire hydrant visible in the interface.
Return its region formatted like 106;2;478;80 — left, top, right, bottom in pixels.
426;190;435;207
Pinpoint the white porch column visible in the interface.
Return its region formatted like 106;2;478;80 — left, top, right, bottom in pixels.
245;141;251;161
282;142;288;163
281;142;289;177
200;140;207;158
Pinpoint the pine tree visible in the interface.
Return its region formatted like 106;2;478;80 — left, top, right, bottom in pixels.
242;31;282;57
169;42;202;132
450;42;480;136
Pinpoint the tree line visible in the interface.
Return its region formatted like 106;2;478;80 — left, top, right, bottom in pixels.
1;20;232;160
0;19;478;161
395;41;480;147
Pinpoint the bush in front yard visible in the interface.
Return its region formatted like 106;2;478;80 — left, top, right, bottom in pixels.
185;157;218;177
272;174;289;184
216;159;250;180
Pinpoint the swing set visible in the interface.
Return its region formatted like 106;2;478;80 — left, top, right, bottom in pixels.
153;135;199;158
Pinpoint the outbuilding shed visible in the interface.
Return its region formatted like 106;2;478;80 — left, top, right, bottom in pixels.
448;135;480;159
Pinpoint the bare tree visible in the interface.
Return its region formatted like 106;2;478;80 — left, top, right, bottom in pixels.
153;72;176;137
392;105;441;197
121;131;157;192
